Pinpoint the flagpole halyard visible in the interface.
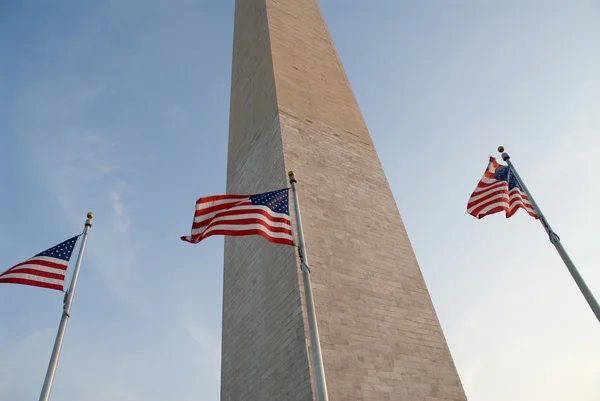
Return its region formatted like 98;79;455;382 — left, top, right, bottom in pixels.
498;147;600;323
39;212;93;401
288;171;329;401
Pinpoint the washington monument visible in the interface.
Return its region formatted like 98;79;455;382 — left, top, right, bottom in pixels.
222;0;467;400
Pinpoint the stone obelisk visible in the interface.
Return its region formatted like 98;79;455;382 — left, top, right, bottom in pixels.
222;1;468;400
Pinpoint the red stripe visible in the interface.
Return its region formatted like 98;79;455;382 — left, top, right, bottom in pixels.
508;188;532;202
192;207;291;230
483;170;496;179
196;194;249;204
470;205;507;219
0;277;63;291
469;196;509;218
198;229;294;246
194;199;251;218
204;218;292;234
468;197;538;219
475;177;507;190
1;267;65;281
470;180;507;196
508;196;535;209
469;200;538;219
467;186;508;209
468;186;535;210
201;218;292;240
508;199;538;217
506;203;539;218
4;259;68;274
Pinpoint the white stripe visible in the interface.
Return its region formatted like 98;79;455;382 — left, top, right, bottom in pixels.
467;193;507;213
24;255;69;265
508;197;536;212
2;262;68;277
472;197;536;216
469;187;535;211
473;200;509;216
0;272;64;286
202;223;294;241
194;204;290;224
508;191;535;208
196;197;249;210
191;212;291;236
480;177;500;185
469;182;508;202
193;201;250;224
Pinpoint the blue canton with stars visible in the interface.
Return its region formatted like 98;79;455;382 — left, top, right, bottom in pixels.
250;189;290;215
35;235;80;261
493;165;524;191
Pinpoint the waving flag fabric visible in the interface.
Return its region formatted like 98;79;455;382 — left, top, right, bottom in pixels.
181;188;294;246
0;236;80;291
468;157;538;219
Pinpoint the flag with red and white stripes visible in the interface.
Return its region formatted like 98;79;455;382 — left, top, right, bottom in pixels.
468;157;538;219
181;188;294;246
0;235;80;291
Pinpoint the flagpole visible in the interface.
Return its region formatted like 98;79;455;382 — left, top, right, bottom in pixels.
39;212;94;401
498;147;600;323
288;171;329;401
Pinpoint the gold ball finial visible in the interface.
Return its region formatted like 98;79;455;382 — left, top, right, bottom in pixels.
87;212;94;219
288;171;295;176
498;146;505;153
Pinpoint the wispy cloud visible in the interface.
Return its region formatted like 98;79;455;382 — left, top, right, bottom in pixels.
109;186;130;234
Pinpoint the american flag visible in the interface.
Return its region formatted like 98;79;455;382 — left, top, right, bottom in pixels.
468;157;538;219
0;236;80;291
181;188;295;246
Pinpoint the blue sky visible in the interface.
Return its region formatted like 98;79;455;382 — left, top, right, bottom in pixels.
1;1;599;400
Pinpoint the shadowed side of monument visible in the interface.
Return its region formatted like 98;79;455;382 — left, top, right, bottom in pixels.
222;0;315;400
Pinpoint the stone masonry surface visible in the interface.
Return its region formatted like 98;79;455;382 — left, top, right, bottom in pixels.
222;0;468;400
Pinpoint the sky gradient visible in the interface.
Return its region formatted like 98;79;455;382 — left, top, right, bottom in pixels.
1;1;599;400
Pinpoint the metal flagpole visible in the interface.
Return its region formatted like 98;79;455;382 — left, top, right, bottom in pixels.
499;146;600;323
39;212;94;401
288;171;329;401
